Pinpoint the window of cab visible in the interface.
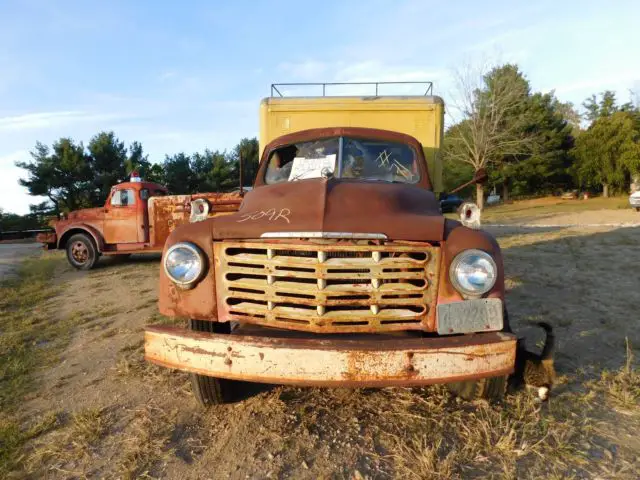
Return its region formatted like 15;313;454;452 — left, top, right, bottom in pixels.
264;137;419;185
140;188;167;200
110;188;136;206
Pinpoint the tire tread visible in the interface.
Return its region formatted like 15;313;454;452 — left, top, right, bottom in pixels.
188;319;233;406
65;233;98;270
447;375;507;401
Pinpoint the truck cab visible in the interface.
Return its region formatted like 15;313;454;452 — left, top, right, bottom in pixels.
103;180;167;244
144;83;516;404
40;175;242;269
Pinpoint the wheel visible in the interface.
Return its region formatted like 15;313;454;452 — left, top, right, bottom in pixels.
635;207;640;212
66;233;98;270
188;319;236;406
447;375;508;401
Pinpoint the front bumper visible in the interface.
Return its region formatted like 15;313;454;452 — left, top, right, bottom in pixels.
144;326;516;387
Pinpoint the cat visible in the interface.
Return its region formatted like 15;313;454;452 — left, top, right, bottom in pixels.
510;322;556;401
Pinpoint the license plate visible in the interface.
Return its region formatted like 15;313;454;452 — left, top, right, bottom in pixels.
437;298;503;335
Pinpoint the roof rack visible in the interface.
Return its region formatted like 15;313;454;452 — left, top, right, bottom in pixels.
270;81;433;97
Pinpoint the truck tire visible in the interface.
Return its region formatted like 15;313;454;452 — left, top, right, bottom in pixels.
447;306;511;401
188;319;236;406
66;233;98;270
447;375;508;401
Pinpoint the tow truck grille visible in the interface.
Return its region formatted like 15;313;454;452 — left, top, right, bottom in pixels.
214;240;440;333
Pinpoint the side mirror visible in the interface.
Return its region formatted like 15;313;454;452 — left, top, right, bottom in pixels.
459;202;481;229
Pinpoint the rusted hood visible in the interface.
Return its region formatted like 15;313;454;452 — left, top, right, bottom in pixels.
210;178;445;241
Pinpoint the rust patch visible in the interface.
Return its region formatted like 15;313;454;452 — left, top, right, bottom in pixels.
148;192;242;248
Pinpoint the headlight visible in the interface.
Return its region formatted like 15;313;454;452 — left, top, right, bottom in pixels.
449;249;497;297
164;242;206;287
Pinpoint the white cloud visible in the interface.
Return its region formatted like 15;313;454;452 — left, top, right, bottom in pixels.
0;111;82;130
0;150;30;169
554;70;640;96
275;59;448;96
0;150;43;215
278;60;328;80
0;111;130;132
158;70;178;81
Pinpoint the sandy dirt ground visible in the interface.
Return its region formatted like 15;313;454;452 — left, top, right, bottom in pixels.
7;209;640;479
485;206;640;227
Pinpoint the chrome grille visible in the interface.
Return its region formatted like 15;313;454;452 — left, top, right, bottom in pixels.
214;240;440;333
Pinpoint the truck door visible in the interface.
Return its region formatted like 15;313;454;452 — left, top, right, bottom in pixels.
103;187;140;244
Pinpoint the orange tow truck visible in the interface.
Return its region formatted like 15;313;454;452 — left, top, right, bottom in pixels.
38;173;243;269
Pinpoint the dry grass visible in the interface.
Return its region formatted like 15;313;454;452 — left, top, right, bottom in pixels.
26;407;115;474
385;392;582;479
115;403;178;479
0;412;63;475
70;408;115;451
115;336;190;397
593;338;640;412
0;255;67;475
344;376;637;479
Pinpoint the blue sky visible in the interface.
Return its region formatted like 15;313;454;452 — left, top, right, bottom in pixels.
1;0;639;214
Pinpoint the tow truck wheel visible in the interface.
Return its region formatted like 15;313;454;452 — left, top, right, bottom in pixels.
188;319;236;406
66;233;98;270
447;375;508;401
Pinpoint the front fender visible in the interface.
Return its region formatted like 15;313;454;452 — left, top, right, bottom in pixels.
437;219;505;304
58;223;105;252
159;220;218;319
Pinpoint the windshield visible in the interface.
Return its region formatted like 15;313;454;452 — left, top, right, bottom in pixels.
264;136;419;185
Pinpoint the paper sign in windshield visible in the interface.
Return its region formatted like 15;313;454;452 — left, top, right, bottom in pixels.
288;154;336;181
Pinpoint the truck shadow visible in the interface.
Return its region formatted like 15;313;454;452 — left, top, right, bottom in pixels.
501;225;640;377
94;253;162;270
484;225;565;238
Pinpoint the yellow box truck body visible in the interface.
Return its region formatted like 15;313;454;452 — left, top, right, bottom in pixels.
259;95;445;193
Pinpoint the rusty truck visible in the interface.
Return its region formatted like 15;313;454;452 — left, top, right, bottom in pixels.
144;82;516;404
39;173;242;269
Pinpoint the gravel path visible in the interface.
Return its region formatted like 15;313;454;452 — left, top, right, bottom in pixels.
0;242;42;280
485;208;640;227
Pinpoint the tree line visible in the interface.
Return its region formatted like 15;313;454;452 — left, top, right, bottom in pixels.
443;63;640;208
6;132;258;226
